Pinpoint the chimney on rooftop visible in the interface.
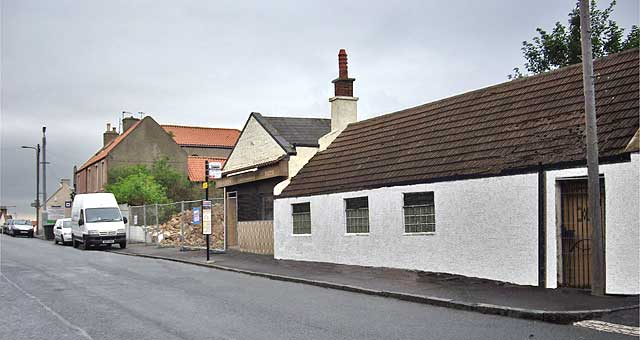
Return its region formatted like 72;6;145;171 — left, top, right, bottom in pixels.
103;123;119;147
330;49;358;131
122;116;140;133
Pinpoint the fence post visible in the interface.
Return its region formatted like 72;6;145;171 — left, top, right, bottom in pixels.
143;205;147;243
180;201;185;250
155;203;159;244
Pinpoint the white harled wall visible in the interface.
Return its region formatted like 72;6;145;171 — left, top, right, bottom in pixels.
275;174;540;286
545;154;639;294
274;156;639;293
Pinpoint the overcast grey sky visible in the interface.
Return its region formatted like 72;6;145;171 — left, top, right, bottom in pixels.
1;0;638;218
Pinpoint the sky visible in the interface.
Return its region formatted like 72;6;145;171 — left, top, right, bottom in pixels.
1;0;638;218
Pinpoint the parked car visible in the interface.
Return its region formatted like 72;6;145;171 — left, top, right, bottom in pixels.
53;218;72;245
8;219;34;238
71;193;127;250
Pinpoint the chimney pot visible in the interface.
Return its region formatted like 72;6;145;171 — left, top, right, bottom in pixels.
338;49;348;78
106;123;111;131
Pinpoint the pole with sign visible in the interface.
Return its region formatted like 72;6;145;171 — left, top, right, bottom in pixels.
203;160;222;261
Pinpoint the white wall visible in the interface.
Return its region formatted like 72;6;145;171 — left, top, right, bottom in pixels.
546;154;639;294
223;116;286;173
274;146;319;195
275;174;540;286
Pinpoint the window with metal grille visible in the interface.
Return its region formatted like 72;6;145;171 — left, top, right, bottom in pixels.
403;192;435;233
292;203;311;234
345;197;369;233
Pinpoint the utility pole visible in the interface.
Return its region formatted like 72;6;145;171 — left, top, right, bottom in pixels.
579;0;605;296
41;126;48;228
21;145;40;232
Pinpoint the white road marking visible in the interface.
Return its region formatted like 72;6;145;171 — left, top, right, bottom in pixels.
574;319;640;337
0;272;95;340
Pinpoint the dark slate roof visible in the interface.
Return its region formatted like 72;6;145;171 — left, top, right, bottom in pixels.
280;49;640;198
253;113;331;153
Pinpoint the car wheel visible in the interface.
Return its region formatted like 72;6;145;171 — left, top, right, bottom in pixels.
81;238;89;250
54;236;58;244
119;241;127;249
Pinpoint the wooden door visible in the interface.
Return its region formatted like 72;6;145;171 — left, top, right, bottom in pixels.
559;179;605;288
226;191;238;248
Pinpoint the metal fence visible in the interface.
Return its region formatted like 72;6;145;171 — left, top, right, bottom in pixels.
127;199;225;251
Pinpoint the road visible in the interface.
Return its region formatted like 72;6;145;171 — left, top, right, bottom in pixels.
0;235;633;340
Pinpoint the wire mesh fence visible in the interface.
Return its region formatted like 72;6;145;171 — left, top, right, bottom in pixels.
127;199;224;250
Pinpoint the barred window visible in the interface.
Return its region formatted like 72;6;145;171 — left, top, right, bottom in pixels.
403;192;435;233
345;197;369;233
292;203;311;234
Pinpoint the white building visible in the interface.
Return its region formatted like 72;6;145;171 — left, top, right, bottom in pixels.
274;49;640;294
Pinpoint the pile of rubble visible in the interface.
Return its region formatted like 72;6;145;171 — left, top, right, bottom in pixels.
151;203;224;249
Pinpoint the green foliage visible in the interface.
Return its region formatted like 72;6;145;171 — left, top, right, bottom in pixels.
149;158;201;202
106;158;200;205
511;0;637;78
106;169;169;206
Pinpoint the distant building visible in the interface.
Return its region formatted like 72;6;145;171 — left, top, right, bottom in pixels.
74;116;240;194
41;179;73;226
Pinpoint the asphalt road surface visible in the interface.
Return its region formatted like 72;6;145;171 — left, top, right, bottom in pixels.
0;235;633;340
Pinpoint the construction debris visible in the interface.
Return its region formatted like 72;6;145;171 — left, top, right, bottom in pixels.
150;203;224;249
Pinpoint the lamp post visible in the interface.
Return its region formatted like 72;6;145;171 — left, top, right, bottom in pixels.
21;145;40;233
42;126;47;228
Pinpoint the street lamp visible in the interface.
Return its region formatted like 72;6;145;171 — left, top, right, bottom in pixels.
21;145;40;233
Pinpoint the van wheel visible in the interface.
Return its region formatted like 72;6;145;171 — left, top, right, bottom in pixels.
72;236;79;248
81;239;90;250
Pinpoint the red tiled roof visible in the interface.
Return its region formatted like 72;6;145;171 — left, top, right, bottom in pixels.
161;125;240;148
188;156;227;182
78;119;144;171
281;49;640;198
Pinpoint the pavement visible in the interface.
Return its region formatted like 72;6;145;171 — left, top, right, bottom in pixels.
110;243;639;325
1;235;637;340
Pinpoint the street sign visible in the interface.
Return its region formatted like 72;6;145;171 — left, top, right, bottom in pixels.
202;182;208;189
202;200;212;235
205;161;222;180
30;201;38;208
192;207;201;224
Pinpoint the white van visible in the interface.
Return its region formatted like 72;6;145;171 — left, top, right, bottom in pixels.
71;193;127;250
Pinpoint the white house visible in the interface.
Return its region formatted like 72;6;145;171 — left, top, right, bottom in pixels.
274;49;640;295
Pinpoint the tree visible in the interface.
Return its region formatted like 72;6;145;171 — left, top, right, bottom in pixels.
149;158;200;202
106;158;201;205
106;169;169;206
510;0;637;78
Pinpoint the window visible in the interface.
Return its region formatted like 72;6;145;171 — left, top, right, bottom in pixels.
292;203;311;234
403;192;435;233
345;197;369;233
260;194;274;220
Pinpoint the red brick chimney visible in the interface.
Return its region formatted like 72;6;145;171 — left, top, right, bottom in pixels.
329;49;358;131
332;49;355;97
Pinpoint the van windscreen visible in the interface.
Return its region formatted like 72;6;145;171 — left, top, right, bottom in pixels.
85;208;122;223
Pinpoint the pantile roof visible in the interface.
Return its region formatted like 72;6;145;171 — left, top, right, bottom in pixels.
281;49;640;198
161;125;240;148
187;156;227;182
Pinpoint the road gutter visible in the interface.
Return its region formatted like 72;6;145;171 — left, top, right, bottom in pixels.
107;249;638;324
